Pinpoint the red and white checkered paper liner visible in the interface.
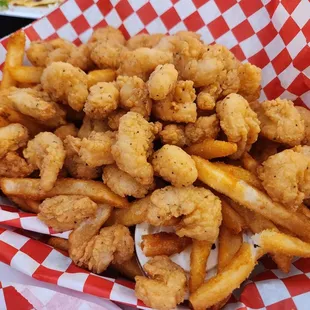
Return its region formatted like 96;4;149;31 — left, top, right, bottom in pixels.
0;0;310;309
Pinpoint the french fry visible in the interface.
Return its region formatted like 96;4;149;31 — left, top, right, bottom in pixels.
9;196;40;213
193;156;310;243
9;66;43;84
210;294;232;310
189;243;257;310
112;256;143;280
241;152;259;176
0;31;26;89
105;197;149;226
141;232;191;257
87;69;116;88
218;226;242;273
189;240;212;293
298;204;310;219
186;140;238;160
212;162;263;190
0;178;129;208
221;198;246;234
48;237;69;252
26;199;41;213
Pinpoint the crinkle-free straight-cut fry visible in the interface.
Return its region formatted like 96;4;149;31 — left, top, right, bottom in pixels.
193;156;310;242
241;152;259;175
0;178;129;208
48;237;69;252
8;66;43;84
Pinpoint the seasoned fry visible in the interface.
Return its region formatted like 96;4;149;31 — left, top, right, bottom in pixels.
141;232;191;257
221;198;246;234
218;226;242;273
298;204;310;219
47;237;69;252
212;162;263;190
9;66;43;84
112;255;143;280
241;152;259;176
189;240;212;293
193;156;310;242
189;243;257;310
0;178;129;208
186;140;237;160
9;196;39;213
1;31;26;89
87;69;116;88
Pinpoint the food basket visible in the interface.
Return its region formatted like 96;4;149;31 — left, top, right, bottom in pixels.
0;0;310;309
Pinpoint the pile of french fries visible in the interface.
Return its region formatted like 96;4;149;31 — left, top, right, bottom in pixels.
2;29;310;310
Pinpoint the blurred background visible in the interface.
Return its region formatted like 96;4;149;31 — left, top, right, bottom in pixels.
0;16;33;37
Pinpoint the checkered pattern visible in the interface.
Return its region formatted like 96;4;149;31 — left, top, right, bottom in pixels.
0;0;310;309
0;0;309;107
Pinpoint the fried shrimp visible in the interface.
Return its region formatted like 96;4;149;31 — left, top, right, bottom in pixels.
84;82;119;119
135;256;187;310
251;99;304;146
126;33;165;50
152;145;198;187
147;186;222;241
78;116;109;139
111;112;159;185
217;93;260;158
23;132;66;191
54;123;78;141
159;124;188;147
0;123;29;159
88;26;126;47
103;164;154;198
41;62;88;112
0;152;33;177
38;195;98;232
296;106;310;145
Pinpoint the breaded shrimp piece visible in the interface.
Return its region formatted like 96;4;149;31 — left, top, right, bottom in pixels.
88;26;126;47
258;149;310;210
103;164;154;198
250;99;304;146
184;115;220;144
296;106;310;145
147;186;222;241
79;224;134;273
84;82;119;119
197;83;221;110
41;62;88;112
38;195;98;232
147;64;178;100
173;80;196;104
0;124;29;159
135;256;187;310
67;44;94;72
111;112;159;185
238;63;262;102
152;145;198;187
126;34;165;50
0;152;33;177
217;94;260;159
79;131;116;167
23;132;66;191
26;41;53;67
159;124;188;147
107;110;127;130
54;124;78;141
64;135;101;179
116;76;152;119
117;48;173;81
78;116;109;139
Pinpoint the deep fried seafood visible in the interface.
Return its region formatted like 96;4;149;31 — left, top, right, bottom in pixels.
23;132;65;191
117;48;173;81
184;115;219;144
173;80;196;104
217;93;260;158
107;110;127;130
147;64;178;100
251;99;304;146
26;41;53;67
111;112;159;185
258;148;310;210
0;152;33;177
197;84;220;110
41;62;88;112
54;123;78;141
38;195;98;232
147;186;222;241
296;106;310;145
67;44;94;72
78;116;109;139
0;123;29;159
84;82;119;119
159;124;188;147
135;256;187;310
152;145;198;187
126;34;165;50
88;26;126;47
116;76;152;119
103;164;154;198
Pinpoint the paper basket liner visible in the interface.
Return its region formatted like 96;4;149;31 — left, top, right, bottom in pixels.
0;0;310;309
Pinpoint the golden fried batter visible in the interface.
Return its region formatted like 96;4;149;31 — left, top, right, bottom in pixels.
159;124;188;147
78;116;109;139
296;106;310;145
107;110;127;130
0;152;33;177
126;33;165;50
54;123;78;141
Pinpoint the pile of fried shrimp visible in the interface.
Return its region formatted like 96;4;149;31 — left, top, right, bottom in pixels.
1;27;310;310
